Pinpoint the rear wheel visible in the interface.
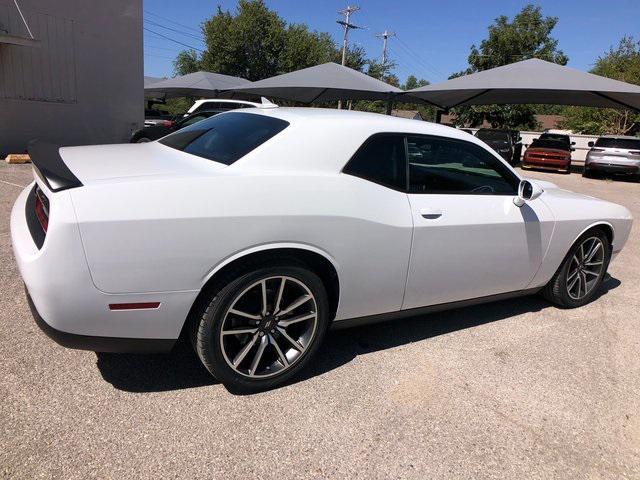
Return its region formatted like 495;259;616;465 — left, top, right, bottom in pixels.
541;228;611;308
192;264;329;392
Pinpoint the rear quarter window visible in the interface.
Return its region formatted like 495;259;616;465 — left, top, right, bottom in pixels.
159;112;289;165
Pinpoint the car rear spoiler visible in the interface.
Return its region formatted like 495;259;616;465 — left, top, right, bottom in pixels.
27;140;83;192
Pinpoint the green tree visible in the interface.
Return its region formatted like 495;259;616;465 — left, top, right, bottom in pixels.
560;36;640;135
173;50;201;76
282;25;335;72
173;0;369;82
403;75;429;91
199;1;286;81
451;4;567;129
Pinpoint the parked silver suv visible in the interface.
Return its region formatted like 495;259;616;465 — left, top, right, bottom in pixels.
584;136;640;180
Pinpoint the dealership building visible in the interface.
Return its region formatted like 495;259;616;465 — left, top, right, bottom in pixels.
0;0;143;157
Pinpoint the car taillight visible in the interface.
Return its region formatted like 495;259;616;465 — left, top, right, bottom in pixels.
34;185;49;232
590;148;604;152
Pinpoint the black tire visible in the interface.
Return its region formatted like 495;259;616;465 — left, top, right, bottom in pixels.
541;228;611;308
192;263;329;393
582;170;590;178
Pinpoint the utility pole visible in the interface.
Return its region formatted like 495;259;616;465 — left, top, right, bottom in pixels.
336;5;362;108
376;30;395;64
375;29;396;115
337;6;361;66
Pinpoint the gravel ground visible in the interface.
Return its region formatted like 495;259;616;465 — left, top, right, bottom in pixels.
1;163;639;479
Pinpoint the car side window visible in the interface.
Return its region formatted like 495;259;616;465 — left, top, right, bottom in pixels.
407;135;518;195
343;134;407;190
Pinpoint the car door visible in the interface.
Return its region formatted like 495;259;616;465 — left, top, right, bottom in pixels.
340;133;414;318
402;134;551;310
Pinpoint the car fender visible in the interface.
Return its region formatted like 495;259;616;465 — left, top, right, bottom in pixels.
571;220;615;246
200;241;341;288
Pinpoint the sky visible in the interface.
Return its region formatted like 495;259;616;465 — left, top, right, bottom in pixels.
143;0;639;84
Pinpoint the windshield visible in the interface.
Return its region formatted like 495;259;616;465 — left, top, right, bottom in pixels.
539;133;570;144
530;138;570;151
475;130;511;144
594;138;640;150
159;112;289;164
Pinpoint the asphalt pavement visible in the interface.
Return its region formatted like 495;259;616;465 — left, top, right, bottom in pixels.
1;163;639;479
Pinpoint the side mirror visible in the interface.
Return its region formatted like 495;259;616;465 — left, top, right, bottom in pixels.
571;141;576;145
514;180;543;207
588;141;594;147
518;136;522;142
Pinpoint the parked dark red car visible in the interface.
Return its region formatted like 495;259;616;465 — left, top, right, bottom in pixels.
522;136;573;173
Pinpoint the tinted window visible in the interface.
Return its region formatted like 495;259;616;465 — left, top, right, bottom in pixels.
407;136;518;195
343;134;407;190
159;112;289;165
539;133;570;144
194;102;246;113
179;114;209;127
594;137;640;150
530;138;570;150
475;130;511;144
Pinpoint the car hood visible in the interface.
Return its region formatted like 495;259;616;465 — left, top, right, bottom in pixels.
540;186;631;220
59;142;224;184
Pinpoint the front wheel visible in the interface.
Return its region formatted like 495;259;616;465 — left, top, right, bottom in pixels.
193;264;329;393
541;228;611;308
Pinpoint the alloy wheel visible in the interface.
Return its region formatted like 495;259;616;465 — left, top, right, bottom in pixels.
219;276;318;378
566;236;605;300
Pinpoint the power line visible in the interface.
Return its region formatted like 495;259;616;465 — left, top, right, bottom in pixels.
387;44;430;81
144;53;176;60
394;35;445;78
391;42;434;79
145;44;182;52
144;19;204;42
143;27;204;52
144;10;201;34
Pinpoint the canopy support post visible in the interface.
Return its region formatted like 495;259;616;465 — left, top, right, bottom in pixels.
385;94;393;115
434;109;448;124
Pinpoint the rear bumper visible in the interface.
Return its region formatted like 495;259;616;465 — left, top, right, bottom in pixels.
26;288;175;353
585;162;639;175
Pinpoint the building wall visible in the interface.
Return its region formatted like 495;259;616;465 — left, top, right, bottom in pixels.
0;0;142;156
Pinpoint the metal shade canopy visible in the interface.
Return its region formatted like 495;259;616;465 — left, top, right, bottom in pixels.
144;76;164;88
144;71;252;99
405;59;640;111
226;62;403;103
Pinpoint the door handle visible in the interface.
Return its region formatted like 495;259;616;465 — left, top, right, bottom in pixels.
419;208;443;220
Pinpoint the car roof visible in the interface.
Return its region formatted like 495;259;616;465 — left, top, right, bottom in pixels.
220;107;507;173
239;106;483;138
193;98;261;106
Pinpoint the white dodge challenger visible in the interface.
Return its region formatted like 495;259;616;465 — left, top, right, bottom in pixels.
11;107;633;391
